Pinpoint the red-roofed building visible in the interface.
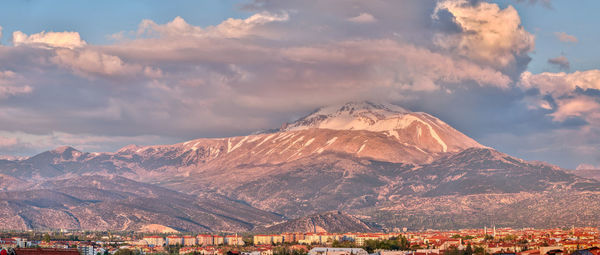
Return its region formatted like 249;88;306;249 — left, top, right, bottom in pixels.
197;234;214;246
167;235;183;246
14;248;80;255
0;239;17;248
183;236;197;246
143;236;165;247
213;236;224;246
225;235;244;246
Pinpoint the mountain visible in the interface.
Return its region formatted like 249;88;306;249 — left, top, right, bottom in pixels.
568;169;600;181
0;103;485;182
284;102;482;154
1;101;599;231
0;175;282;231
256;211;382;233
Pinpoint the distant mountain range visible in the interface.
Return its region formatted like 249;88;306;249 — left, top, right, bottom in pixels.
1;101;600;232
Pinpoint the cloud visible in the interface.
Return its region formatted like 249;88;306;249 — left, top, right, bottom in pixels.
12;31;87;49
0;70;33;98
0;130;177;156
0;26;3;42
51;49;142;78
554;32;578;43
348;13;377;23
137;12;288;39
3;0;597;168
520;70;600;96
550;96;600;122
280;39;511;91
577;164;599;170
433;0;535;72
0;136;17;148
0;84;32;98
0;1;525;155
548;55;570;70
519;70;600;122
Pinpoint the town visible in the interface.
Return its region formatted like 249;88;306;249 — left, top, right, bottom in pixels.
1;227;600;255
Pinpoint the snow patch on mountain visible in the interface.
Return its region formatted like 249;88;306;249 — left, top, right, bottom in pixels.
285;101;480;153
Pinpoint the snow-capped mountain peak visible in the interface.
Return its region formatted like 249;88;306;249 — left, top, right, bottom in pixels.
284;101;483;153
285;101;410;132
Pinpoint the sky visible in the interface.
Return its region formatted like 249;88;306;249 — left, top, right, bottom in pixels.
0;0;599;169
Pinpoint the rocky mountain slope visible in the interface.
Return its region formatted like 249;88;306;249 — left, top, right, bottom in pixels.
1;101;599;231
0;175;282;231
256;211;381;233
568;169;600;181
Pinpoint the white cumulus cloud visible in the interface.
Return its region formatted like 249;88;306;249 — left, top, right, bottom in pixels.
12;30;86;49
434;0;535;69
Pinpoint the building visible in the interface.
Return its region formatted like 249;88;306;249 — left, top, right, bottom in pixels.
254;235;272;245
183;236;197;246
213;236;224;246
197;234;214;246
302;233;322;244
167;236;183;246
0;239;17;248
143;236;165;247
77;245;95;255
13;248;80;255
439;238;462;250
309;247;369;255
225;235;244;246
272;235;283;244
355;234;381;246
282;233;296;243
319;233;339;244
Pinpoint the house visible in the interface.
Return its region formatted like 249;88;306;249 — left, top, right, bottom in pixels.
308;247;369;255
540;247;564;255
439;239;462;250
0;239;17;248
518;249;540;255
13;248;80;255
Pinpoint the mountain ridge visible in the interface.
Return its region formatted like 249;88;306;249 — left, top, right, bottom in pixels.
0;101;599;231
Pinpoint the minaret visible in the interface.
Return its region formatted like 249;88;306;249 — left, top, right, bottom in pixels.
484;226;487;236
493;226;496;237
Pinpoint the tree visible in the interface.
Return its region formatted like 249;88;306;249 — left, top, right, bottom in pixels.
445;247;460;255
464;244;473;255
114;249;134;255
42;233;51;242
473;246;485;255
